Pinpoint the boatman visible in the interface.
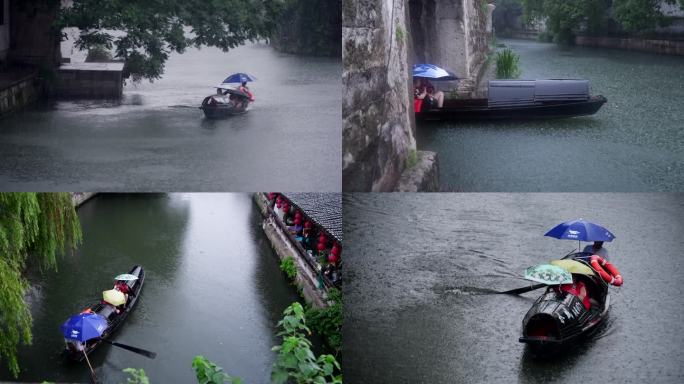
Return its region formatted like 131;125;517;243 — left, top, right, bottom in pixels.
238;81;255;102
583;241;608;258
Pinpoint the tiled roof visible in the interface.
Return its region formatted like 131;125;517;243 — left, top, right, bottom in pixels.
283;193;342;244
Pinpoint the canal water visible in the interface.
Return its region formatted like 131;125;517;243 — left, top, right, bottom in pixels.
343;193;684;383
417;39;684;191
0;193;300;383
0;43;341;191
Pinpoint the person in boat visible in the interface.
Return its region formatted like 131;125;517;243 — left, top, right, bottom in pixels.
556;279;591;309
230;81;254;109
583;241;608;258
238;81;255;102
114;281;131;305
414;78;445;109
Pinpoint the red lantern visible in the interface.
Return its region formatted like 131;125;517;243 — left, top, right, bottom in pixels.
276;203;282;209
319;234;327;242
331;247;340;256
294;218;301;225
304;221;312;229
276;196;282;203
317;243;325;251
268;192;276;200
328;254;339;264
295;211;302;219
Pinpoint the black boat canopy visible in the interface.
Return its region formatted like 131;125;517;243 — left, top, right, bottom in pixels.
488;79;590;107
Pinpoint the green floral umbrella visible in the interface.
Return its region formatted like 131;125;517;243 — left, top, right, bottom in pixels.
524;263;573;285
114;274;138;281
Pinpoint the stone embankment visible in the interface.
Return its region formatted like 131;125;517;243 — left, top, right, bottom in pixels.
71;192;97;207
0;72;40;117
253;193;329;308
574;36;684;56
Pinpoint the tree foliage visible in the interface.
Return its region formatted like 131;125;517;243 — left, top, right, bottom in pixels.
522;0;610;44
58;0;286;82
271;303;342;384
612;0;671;32
520;0;683;43
0;193;82;377
492;0;524;36
305;288;342;352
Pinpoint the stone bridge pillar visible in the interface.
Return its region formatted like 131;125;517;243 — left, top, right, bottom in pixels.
342;0;416;191
409;0;493;96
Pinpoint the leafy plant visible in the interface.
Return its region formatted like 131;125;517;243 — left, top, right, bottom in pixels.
192;356;242;384
0;193;82;377
123;368;150;384
495;48;521;79
280;256;297;281
305;288;342;352
271;303;342;384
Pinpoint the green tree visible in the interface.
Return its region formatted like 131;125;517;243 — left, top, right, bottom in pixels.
522;0;684;42
492;0;524;36
58;0;285;82
522;0;610;44
612;0;672;32
0;193;82;377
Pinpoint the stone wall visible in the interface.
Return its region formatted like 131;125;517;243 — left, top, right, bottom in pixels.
8;0;61;68
51;62;124;98
343;0;416;191
0;73;39;117
575;35;684;56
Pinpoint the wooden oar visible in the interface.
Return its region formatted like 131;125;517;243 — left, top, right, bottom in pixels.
496;283;546;295
99;338;157;359
82;349;98;383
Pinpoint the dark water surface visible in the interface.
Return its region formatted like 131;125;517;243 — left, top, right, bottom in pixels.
417;39;684;191
343;193;684;383
0;44;341;191
0;194;299;383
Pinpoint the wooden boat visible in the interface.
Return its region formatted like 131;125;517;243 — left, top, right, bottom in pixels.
64;265;145;361
200;88;251;119
519;253;609;350
416;79;606;121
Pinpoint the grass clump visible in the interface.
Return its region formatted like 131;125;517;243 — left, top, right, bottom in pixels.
495;48;521;79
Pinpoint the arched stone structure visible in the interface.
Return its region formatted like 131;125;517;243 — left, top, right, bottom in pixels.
409;0;493;95
342;0;493;191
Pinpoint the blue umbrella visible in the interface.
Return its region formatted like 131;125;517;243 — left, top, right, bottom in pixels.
222;73;257;84
544;218;615;243
413;64;458;80
60;313;107;342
